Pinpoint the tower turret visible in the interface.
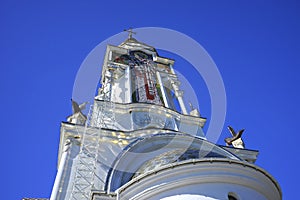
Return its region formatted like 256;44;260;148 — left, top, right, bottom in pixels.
49;31;281;200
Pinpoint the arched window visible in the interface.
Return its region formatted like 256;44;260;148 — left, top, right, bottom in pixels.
228;192;239;200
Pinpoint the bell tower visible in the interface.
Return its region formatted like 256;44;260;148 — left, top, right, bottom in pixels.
49;31;281;200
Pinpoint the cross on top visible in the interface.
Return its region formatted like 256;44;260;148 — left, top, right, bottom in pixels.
124;28;136;39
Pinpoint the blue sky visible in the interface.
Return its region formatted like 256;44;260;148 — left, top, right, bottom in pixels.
1;1;299;199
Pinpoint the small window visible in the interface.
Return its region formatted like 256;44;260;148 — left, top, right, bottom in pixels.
228;192;239;200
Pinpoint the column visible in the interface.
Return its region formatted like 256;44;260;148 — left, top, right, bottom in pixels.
50;139;72;200
170;65;188;114
126;66;132;103
156;71;169;108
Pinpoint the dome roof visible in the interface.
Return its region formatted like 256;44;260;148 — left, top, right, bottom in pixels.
119;36;157;54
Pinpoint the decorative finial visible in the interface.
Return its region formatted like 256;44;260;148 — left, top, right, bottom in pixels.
225;126;245;149
71;99;88;114
67;99;89;125
188;102;200;117
188;102;194;110
124;28;136;39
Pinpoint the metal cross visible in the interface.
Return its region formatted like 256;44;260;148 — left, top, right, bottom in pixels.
124;28;136;39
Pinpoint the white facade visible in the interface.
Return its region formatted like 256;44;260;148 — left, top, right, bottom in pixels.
49;35;282;200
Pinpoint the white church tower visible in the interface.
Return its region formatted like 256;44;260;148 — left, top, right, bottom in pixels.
49;30;282;200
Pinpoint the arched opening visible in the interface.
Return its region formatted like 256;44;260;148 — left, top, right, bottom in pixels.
228;192;239;200
106;133;240;192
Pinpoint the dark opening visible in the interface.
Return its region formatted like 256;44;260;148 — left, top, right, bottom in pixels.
228;193;238;200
